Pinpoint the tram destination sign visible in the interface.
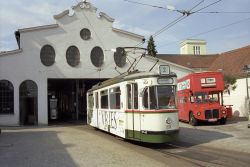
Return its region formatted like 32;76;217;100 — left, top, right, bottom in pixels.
159;65;170;75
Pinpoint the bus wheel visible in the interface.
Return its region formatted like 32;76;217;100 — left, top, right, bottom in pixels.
189;112;197;126
219;118;227;125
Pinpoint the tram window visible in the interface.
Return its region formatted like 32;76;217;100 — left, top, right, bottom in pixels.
88;93;94;108
134;84;138;109
101;90;108;109
143;87;149;109
110;87;121;109
95;92;99;109
149;87;157;109
127;85;132;109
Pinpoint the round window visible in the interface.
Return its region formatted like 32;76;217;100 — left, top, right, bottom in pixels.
90;46;104;67
80;28;91;40
114;47;126;68
40;45;55;66
66;46;80;67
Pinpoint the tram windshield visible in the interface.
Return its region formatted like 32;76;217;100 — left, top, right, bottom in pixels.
143;85;176;109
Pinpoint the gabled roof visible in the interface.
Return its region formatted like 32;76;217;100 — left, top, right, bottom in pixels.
209;45;250;78
157;54;218;69
0;49;22;56
157;45;250;79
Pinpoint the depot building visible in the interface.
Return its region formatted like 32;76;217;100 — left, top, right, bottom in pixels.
0;2;193;126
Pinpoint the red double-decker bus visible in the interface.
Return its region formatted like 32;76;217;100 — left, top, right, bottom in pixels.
177;72;231;126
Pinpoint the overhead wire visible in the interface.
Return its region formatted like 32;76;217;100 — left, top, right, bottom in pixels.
123;0;167;10
157;17;250;48
130;0;225;49
195;11;250;14
191;0;222;13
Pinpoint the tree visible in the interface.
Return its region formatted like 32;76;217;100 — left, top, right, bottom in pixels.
223;74;237;95
147;35;157;57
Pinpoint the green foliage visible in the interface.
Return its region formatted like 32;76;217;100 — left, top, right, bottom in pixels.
147;35;157;57
223;75;237;95
224;75;237;90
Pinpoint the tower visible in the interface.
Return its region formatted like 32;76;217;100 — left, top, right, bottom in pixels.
180;39;207;55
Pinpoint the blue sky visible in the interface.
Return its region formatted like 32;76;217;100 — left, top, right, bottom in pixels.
0;0;249;54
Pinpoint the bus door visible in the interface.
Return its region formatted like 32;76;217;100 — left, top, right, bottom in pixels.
127;83;140;140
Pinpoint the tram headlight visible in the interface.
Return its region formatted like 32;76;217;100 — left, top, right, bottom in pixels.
166;117;172;124
197;112;201;116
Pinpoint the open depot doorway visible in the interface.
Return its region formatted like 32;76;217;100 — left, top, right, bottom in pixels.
47;79;105;125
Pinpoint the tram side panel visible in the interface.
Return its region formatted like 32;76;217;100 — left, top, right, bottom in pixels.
90;84;126;138
87;93;98;127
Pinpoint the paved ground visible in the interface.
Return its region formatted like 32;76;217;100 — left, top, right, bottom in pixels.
0;125;190;167
0;119;250;167
175;118;250;154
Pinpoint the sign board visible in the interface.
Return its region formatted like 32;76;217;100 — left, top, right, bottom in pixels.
158;78;173;84
177;79;190;91
159;65;170;75
200;77;216;87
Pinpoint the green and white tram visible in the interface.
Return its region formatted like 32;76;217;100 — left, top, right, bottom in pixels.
87;65;179;143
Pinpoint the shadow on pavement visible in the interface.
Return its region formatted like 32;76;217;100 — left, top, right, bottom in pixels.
129;126;233;149
0;130;77;167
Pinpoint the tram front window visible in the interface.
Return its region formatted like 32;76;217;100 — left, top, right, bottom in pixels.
143;86;176;109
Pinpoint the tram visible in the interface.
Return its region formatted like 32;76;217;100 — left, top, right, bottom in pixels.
87;65;179;143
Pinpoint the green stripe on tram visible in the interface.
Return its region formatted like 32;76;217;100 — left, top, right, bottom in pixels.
125;129;178;143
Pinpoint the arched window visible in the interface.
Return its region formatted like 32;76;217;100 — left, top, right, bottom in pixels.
90;46;104;67
19;80;38;125
40;45;56;66
0;80;14;114
66;46;80;67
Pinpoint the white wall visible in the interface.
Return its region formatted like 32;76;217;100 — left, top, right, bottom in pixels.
0;3;193;126
223;78;250;117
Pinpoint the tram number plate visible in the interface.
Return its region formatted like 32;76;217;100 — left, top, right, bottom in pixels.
208;118;217;122
166;124;171;129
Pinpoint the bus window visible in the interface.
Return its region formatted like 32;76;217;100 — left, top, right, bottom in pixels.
208;92;219;103
95;92;99;109
110;87;121;109
101;90;108;109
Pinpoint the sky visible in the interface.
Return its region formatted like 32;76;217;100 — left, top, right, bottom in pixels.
0;0;249;54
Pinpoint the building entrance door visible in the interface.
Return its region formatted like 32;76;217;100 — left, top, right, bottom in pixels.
48;79;105;124
19;80;38;125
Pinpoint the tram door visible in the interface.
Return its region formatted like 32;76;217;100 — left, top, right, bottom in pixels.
127;83;141;140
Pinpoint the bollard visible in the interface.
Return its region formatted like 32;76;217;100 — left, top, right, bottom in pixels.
248;114;250;128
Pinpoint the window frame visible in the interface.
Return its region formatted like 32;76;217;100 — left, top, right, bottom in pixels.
66;45;80;67
0;80;14;115
109;87;121;109
100;89;109;109
40;44;56;66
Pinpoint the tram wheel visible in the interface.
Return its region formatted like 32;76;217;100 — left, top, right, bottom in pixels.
189;112;197;126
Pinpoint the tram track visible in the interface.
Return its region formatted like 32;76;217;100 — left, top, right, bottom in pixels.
153;143;250;167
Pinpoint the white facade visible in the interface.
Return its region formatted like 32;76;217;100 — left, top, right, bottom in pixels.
223;78;250;117
180;39;207;55
0;2;193;126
